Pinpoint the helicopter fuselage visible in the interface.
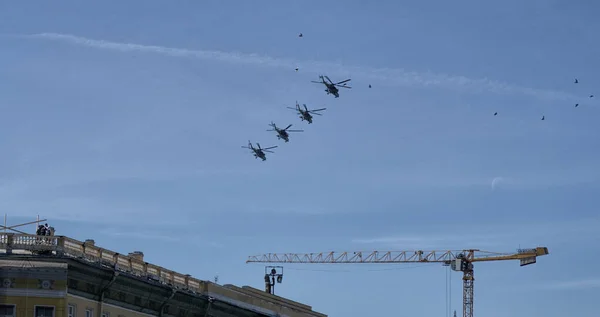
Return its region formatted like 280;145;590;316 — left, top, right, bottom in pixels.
253;150;267;161
300;112;313;123
276;130;290;142
325;84;340;97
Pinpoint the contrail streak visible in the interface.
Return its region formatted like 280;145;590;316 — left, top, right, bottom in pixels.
11;32;577;101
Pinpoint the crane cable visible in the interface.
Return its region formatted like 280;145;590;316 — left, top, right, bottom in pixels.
450;265;453;317
445;265;452;317
445;266;448;317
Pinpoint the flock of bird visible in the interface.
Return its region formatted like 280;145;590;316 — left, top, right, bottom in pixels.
571;78;594;111
242;33;368;162
496;78;594;120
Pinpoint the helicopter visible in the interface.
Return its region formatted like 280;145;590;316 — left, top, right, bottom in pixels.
241;141;277;161
311;75;351;98
287;102;326;124
267;122;303;143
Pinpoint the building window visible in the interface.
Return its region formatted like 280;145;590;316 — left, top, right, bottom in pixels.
101;313;110;317
0;304;16;317
34;306;55;317
68;305;76;317
85;309;93;317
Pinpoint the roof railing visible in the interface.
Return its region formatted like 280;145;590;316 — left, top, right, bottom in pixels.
0;233;204;292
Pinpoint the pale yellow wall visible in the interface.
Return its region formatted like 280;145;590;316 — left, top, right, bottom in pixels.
0;260;68;317
66;294;155;317
1;296;66;317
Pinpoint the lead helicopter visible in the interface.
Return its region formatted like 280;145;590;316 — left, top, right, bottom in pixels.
267;122;303;142
287;102;326;124
241;141;277;161
311;75;351;98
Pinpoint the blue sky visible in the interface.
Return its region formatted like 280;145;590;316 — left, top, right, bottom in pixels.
1;1;599;316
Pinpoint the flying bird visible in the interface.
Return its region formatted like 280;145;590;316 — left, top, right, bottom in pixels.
494;112;498;116
590;94;594;98
295;67;299;72
574;78;578;83
541;115;545;121
575;103;579;107
368;84;372;88
298;33;303;38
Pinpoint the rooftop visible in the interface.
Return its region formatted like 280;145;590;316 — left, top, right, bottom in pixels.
0;232;326;317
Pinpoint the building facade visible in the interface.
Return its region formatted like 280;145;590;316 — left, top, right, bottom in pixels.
0;233;326;317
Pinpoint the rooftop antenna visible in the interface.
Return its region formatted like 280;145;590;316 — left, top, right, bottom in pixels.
214;274;219;284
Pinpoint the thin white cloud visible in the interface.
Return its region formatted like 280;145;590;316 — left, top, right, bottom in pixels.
13;32;579;102
352;234;507;249
359;167;600;191
0;196;170;226
352;217;600;250
0;163;259;200
494;170;600;190
99;228;180;242
99;229;224;248
242;206;332;215
541;278;600;290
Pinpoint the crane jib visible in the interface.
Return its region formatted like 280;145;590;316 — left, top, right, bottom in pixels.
246;247;549;317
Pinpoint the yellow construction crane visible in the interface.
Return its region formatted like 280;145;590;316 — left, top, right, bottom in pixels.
246;246;549;317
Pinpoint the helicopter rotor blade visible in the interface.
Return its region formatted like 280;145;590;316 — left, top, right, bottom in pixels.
257;143;262;150
263;150;275;153
310;81;322;84
309;108;327;112
335;85;352;89
287;129;303;132
284;124;293;130
303;104;308;111
335;79;351;85
263;146;278;150
324;76;334;84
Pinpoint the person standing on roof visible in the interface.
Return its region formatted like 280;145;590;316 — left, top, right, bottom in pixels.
36;224;45;235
